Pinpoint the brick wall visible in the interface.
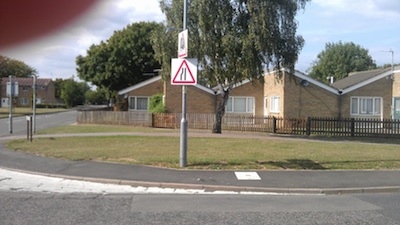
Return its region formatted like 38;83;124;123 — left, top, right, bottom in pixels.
125;79;164;96
37;81;57;105
165;82;216;113
392;71;400;97
263;72;285;117
284;76;339;118
264;71;339;118
229;80;264;117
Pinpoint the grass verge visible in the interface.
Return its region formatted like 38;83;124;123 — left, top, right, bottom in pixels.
0;107;67;119
6;133;400;170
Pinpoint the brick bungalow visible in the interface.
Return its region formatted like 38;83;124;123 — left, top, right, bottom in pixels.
1;77;57;108
117;66;400;120
332;66;400;120
117;75;217;113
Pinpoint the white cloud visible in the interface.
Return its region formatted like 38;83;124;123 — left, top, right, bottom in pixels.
0;0;398;79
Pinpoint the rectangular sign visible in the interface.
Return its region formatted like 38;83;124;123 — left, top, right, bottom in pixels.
6;82;19;97
178;29;188;58
171;58;197;85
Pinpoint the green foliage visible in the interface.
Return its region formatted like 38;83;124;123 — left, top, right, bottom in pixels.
148;94;167;113
76;22;162;100
308;41;377;83
53;78;65;99
0;55;37;78
85;88;107;105
156;0;309;133
60;78;89;107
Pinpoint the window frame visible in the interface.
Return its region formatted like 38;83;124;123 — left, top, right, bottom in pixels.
20;98;29;105
270;96;280;113
128;96;150;111
226;96;255;113
350;96;382;116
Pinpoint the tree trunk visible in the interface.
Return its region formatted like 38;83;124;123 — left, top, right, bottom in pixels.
213;108;224;133
212;88;230;134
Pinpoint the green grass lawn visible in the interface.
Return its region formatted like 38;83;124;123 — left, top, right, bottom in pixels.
0;107;67;118
6;125;400;170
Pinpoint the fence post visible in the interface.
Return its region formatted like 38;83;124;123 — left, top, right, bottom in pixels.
273;117;277;133
306;117;311;136
26;116;32;142
351;118;355;137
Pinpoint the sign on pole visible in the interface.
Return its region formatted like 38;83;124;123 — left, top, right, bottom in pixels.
178;29;188;58
6;81;18;97
171;58;197;85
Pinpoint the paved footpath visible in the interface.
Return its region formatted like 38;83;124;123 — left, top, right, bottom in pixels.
1;131;400;195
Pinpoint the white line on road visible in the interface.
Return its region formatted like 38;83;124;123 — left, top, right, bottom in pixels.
0;168;292;195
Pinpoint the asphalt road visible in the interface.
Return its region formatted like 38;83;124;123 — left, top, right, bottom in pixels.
1;191;400;225
2;110;400;224
0;110;77;137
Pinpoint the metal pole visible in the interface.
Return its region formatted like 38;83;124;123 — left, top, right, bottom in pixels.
180;0;188;168
8;75;13;134
32;75;37;133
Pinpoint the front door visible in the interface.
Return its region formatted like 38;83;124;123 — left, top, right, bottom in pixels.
393;97;400;120
1;98;9;107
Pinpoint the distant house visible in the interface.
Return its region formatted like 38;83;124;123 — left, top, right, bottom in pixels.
0;77;57;108
117;66;400;120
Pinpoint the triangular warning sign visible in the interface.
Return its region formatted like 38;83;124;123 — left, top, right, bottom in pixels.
172;59;196;84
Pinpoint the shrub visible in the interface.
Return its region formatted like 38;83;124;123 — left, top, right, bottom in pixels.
148;94;167;113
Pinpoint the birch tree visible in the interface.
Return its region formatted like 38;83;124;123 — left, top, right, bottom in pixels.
156;0;309;133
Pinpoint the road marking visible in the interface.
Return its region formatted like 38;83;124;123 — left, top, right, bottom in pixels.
234;172;261;180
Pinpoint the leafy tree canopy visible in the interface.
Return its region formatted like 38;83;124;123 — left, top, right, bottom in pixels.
0;55;37;78
60;77;89;107
76;21;162;99
307;41;377;83
155;0;309;133
86;88;107;105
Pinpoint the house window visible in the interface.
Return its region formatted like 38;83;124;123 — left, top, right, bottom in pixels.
226;97;254;113
351;97;382;116
270;96;280;113
129;96;149;111
20;98;28;105
22;86;29;92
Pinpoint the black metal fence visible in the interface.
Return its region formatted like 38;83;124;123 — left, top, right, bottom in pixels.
77;111;400;138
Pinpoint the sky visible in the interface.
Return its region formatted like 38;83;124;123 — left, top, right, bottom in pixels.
1;0;399;81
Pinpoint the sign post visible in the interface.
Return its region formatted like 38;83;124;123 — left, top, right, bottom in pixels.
178;0;189;168
7;75;18;134
171;57;197;168
178;29;188;58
